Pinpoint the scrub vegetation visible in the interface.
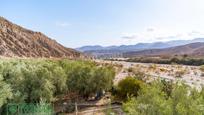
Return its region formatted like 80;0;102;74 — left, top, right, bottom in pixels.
0;59;115;113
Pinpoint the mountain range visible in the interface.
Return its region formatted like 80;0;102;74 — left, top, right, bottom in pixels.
123;42;204;57
0;17;82;58
77;38;204;52
76;38;204;58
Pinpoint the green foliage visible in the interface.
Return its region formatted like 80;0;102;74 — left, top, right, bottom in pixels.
127;67;134;73
200;65;204;72
0;75;12;107
123;80;204;115
127;57;204;66
123;81;170;115
65;61;115;99
115;77;143;101
0;59;115;106
160;80;173;97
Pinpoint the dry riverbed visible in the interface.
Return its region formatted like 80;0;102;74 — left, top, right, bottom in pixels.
95;60;204;89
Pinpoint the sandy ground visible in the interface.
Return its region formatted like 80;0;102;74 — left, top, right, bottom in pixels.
95;60;204;89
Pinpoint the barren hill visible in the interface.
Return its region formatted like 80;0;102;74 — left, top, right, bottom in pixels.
0;17;82;58
123;42;204;57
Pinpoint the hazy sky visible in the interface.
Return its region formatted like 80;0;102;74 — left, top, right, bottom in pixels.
1;0;204;48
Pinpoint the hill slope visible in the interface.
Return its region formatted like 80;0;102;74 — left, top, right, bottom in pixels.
0;17;82;58
123;42;204;57
76;38;204;58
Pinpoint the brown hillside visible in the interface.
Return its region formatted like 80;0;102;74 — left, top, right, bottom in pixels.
0;17;82;58
123;42;204;57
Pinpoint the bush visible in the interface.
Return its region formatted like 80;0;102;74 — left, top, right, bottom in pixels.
127;67;146;81
200;65;204;72
123;81;168;115
175;69;186;78
115;77;143;101
127;67;134;73
0;75;12;107
123;80;204;115
127;57;204;66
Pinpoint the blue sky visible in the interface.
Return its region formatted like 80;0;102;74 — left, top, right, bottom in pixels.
1;0;204;48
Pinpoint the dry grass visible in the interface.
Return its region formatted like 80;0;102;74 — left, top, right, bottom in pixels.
175;69;186;78
200;65;204;72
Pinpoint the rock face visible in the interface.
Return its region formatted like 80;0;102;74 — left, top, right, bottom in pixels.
0;17;82;58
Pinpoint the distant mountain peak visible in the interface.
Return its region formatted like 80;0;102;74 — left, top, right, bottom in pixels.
123;42;204;57
76;38;204;58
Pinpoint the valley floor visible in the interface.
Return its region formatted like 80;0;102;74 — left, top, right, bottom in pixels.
96;60;204;89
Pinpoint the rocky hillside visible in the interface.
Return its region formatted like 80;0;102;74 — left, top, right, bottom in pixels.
0;17;82;58
123;42;204;57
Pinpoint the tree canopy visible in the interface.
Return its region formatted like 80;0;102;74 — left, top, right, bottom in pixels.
0;59;115;108
123;80;204;115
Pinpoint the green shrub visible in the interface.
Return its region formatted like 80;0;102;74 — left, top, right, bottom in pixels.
0;75;12;107
127;67;134;73
200;65;204;72
123;80;204;115
127;57;204;66
115;77;143;101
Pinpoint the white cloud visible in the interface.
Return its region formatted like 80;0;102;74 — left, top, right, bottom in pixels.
146;28;155;32
55;21;71;27
121;33;137;39
121;28;204;44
